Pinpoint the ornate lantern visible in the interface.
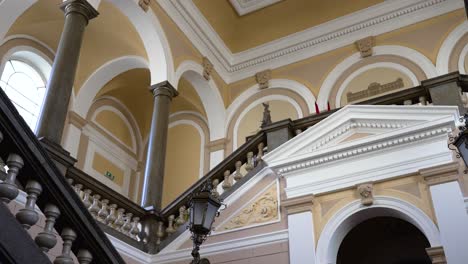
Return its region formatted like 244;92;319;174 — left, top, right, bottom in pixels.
449;114;468;167
188;182;222;264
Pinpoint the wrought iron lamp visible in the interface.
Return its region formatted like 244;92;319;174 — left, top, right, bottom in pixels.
188;183;222;264
449;113;468;167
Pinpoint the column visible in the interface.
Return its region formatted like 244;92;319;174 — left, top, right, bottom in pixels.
421;162;468;264
37;0;98;145
283;195;316;264
142;81;178;211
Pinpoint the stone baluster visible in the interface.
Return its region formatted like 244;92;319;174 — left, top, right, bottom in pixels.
73;183;83;198
295;129;302;135
122;213;133;235
97;199;109;223
77;249;93;264
175;206;187;227
257;142;265;161
0;156;6;180
166;215;176;235
35;204;60;252
245;152;254;172
419;96;427;105
106;204;117;227
156;221;165;245
114;208;126;231
403;99;412;105
222;170;232;190
130;217;140;240
233;161;243;181
54;228;76;264
0;154;23;203
88;194;101;218
16;180;42;229
82;189;92;209
211;179;220;198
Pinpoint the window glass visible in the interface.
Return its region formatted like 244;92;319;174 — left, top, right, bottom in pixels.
0;60;47;131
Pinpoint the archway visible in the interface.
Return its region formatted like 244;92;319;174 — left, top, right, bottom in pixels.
337;216;431;264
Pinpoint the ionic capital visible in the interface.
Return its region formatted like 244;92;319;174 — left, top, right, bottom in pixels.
149;81;179;99
60;0;99;23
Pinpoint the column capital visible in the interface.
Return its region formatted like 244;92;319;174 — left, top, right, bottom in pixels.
60;0;99;23
149;81;179;99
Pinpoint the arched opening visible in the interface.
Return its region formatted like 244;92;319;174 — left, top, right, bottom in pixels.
337;216;431;264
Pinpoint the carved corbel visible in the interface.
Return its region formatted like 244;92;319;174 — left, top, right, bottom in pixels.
202;57;214;80
357;183;374;206
355;36;375;58
138;0;150;12
255;69;272;89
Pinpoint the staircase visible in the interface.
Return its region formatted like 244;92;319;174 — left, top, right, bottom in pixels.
0;72;466;263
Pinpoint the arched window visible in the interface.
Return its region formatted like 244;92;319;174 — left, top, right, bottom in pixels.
0;59;47;131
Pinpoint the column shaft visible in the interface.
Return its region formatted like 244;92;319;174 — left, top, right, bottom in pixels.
37;0;98;144
142;81;178;210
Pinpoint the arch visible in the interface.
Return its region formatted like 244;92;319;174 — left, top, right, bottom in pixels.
226;79;316;129
317;45;437;110
459;44;468;74
107;0;174;85
232;94;303;150
0;0;35;42
436;21;468;75
316;196;441;264
74;55;149;118
335;62;419;107
174;60;226;140
86;96;142;155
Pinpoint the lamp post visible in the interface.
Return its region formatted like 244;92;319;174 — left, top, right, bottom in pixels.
449;114;468;167
188;183;222;264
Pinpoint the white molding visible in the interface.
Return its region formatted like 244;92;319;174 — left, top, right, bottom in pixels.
1;34;56;56
317;45;437;110
263;105;459;198
458;43;468;74
154;229;288;263
436;21;468;75
174;60;226;140
169;111;209;126
158;0;461;83
229;0;282;16
335;62;420;107
168;119;206;179
232;94;303;149
108;234;152;263
0;0;36;42
226;79;316;128
315;196;441;263
91;104;138;153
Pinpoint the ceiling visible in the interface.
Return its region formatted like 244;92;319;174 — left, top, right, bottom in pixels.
194;0;384;53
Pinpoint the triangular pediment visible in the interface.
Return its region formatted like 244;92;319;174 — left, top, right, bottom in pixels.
264;105;459;166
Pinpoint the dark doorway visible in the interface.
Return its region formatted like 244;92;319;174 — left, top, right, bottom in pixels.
337;216;431;264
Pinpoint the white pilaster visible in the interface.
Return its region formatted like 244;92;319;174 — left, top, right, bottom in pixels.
209;149;224;170
429;181;468;264
62;123;82;158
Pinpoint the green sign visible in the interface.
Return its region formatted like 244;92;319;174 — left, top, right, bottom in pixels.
104;171;115;181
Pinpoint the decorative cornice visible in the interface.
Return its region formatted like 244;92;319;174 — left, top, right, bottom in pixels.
276;126;451;175
158;0;463;83
282;194;314;214
229;0;283;16
419;161;460;186
68;111;88;129
60;0;99;22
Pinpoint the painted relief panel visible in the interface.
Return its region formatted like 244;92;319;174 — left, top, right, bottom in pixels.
217;182;279;231
340;68;413;106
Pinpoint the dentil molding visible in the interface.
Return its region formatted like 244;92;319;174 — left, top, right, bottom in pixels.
157;0;463;83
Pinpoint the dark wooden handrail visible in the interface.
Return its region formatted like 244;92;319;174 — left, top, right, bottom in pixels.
0;89;125;263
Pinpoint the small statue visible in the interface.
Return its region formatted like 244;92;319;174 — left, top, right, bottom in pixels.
261;102;272;128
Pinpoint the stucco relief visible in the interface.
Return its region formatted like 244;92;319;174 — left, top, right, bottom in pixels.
219;183;278;231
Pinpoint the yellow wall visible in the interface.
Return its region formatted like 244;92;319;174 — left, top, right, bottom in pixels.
237;100;298;146
94;110;134;149
340;67;413;105
163;124;202;207
92;152;125;187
